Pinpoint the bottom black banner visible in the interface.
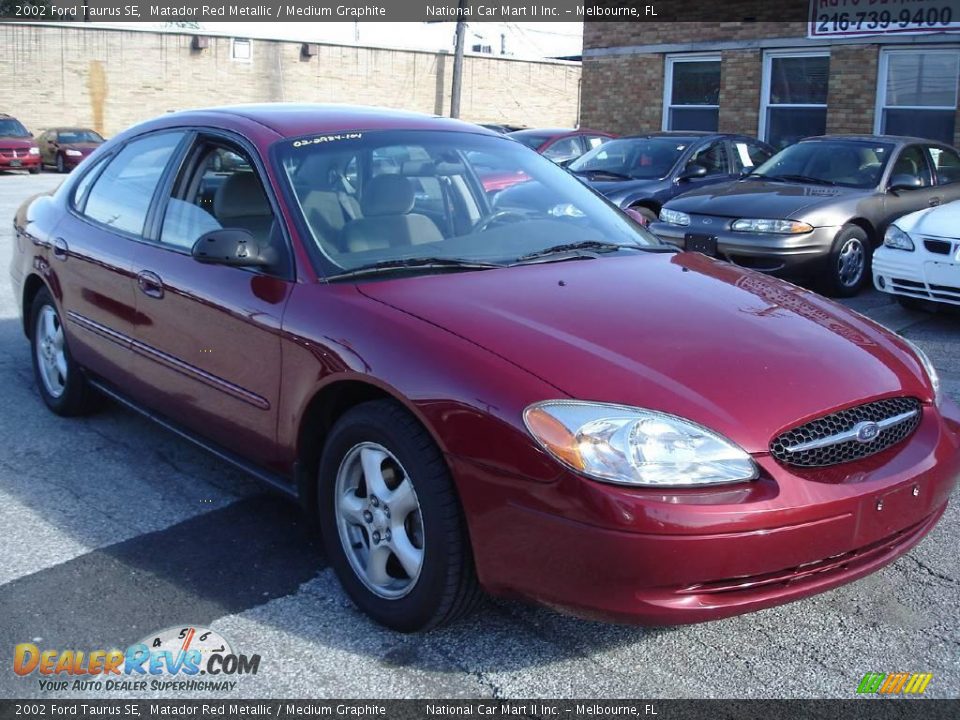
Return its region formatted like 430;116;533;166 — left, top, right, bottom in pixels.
0;700;957;720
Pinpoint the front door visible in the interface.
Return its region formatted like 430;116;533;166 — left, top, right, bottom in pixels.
128;138;293;469
880;144;944;230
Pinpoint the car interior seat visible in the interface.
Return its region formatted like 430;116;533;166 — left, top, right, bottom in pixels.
341;174;443;253
295;154;362;249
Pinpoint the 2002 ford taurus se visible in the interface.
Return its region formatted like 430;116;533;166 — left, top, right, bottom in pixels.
12;105;960;632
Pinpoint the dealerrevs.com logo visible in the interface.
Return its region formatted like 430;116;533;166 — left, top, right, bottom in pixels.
13;626;261;692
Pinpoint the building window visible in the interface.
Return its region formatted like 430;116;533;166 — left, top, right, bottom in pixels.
877;49;959;145
231;38;252;62
663;55;720;132
760;51;829;150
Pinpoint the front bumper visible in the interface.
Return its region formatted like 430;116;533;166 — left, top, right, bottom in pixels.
649;219;839;275
873;244;960;307
0;154;41;170
455;398;960;625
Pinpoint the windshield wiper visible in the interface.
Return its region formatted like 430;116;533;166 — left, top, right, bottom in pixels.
764;174;837;186
325;257;503;281
573;169;634;181
514;240;631;263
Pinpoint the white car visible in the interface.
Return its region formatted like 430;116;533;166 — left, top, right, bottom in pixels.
873;201;960;309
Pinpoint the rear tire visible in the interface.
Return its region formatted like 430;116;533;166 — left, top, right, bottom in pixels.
823;225;870;298
56;155;65;174
29;287;101;416
28;166;40;175
318;400;481;632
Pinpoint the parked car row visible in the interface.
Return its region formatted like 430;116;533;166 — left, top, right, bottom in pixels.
13;104;959;633
0;112;104;174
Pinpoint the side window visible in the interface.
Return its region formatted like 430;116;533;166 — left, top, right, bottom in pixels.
688;140;729;175
891;146;933;187
585;135;609;150
542;136;583;163
83;132;184;235
927;146;960;185
71;154;110;210
732;141;772;172
160;145;277;261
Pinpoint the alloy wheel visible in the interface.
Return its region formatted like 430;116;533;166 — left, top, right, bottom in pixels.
837;237;865;288
35;305;67;398
334;442;425;599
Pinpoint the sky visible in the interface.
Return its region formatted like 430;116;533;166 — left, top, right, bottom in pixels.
104;22;584;59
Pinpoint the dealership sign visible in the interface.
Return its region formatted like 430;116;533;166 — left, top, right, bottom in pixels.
809;0;960;38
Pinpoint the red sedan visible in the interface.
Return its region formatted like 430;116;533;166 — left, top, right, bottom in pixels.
12;105;959;632
0;114;41;174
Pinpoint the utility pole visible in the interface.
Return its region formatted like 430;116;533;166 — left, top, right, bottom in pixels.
450;0;468;118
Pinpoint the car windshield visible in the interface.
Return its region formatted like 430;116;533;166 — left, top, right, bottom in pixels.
275;129;664;277
58;129;103;143
568;137;690;179
0;118;30;137
751;140;893;188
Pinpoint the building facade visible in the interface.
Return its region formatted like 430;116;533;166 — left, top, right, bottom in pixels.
581;17;960;149
0;23;581;137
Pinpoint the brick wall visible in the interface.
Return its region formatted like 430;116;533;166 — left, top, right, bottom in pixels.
579;54;663;135
718;50;762;137
826;45;879;135
0;24;581;137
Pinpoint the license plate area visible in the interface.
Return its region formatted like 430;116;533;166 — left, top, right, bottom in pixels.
924;261;958;287
684;233;717;256
9;159;21;167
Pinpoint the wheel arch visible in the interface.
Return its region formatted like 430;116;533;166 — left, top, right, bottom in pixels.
21;273;48;338
293;376;451;517
845;217;878;246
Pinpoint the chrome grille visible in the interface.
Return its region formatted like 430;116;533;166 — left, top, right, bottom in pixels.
770;397;922;467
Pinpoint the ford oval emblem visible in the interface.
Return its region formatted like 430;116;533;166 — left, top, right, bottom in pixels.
855;421;881;443
701;218;713;225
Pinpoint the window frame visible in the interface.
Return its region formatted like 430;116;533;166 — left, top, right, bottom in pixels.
231;38;253;63
662;53;721;132
874;47;960;140
149;129;296;281
758;49;831;146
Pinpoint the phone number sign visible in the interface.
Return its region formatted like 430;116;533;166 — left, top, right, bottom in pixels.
809;0;960;38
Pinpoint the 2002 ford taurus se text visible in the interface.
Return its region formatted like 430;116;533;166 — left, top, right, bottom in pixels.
11;105;960;632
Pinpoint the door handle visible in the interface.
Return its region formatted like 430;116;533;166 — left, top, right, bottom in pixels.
137;270;164;299
52;237;69;260
929;197;942;207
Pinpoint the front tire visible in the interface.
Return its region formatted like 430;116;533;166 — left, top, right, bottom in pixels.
56;155;65;174
29;287;100;416
823;225;870;297
318;400;480;632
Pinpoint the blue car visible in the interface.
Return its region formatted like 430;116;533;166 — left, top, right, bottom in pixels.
567;132;774;224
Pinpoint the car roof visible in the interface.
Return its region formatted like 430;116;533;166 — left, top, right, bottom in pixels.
802;134;948;146
148;104;499;139
508;128;577;137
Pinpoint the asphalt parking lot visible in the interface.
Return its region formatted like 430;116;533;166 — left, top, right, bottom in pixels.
0;172;958;700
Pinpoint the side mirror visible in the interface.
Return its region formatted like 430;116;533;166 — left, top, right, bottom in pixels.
191;228;273;267
889;174;924;192
678;163;709;181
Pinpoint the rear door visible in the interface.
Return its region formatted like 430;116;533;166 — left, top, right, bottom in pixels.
128;133;294;468
55;131;187;389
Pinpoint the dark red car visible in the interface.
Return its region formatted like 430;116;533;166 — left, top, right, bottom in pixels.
12;105;960;632
0;114;41;174
36;127;105;173
508;127;615;165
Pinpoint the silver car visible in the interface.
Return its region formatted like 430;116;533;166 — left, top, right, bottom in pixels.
649;135;960;297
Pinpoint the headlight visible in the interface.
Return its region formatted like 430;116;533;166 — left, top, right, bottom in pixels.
523;400;758;487
731;218;813;234
65;149;83;158
883;225;914;251
659;208;690;226
903;339;941;406
28;147;39;156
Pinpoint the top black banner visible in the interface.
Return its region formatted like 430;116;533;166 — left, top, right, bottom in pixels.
1;0;920;24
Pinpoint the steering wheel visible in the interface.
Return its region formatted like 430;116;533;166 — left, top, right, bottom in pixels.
473;209;528;233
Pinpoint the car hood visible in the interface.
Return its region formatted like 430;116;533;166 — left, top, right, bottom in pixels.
0;136;35;149
665;179;867;220
580;177;663;200
896;203;959;238
359;253;930;453
60;142;100;152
